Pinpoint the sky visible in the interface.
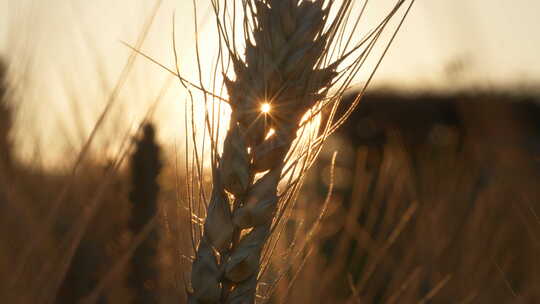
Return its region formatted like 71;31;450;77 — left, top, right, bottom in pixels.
1;0;540;164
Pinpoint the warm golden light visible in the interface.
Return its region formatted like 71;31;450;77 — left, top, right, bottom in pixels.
261;102;271;114
265;128;275;140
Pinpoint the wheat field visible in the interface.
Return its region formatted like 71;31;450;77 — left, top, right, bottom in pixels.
1;0;539;303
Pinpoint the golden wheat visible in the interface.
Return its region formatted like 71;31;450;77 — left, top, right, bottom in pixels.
186;0;414;303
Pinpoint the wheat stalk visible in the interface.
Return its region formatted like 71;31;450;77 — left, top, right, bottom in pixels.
183;0;414;303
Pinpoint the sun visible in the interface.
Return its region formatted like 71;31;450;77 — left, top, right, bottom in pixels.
260;102;271;114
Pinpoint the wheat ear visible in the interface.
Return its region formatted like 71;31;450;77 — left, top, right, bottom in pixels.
189;1;345;302
187;0;413;303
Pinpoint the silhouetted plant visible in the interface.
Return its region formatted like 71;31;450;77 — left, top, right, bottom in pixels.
128;123;162;303
0;58;12;171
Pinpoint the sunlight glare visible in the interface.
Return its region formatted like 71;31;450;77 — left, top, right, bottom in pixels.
261;102;271;114
265;128;275;140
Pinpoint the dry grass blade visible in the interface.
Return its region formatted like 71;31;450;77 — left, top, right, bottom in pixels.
417;275;452;304
79;217;159;304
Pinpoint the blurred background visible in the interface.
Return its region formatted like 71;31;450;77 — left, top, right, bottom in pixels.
1;0;539;303
2;0;539;163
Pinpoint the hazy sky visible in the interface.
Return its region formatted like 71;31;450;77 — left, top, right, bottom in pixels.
381;0;540;88
1;0;540;163
4;0;538;84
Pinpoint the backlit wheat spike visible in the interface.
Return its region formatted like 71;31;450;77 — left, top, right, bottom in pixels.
189;0;413;303
191;1;342;302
